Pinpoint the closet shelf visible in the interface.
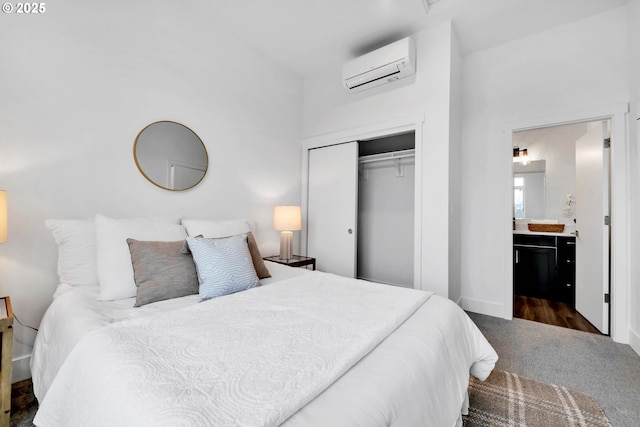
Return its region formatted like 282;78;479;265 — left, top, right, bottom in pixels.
358;149;415;164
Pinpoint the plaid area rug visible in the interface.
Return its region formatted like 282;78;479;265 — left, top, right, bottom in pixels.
464;370;612;427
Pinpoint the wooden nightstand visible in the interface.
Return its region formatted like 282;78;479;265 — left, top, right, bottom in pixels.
0;297;13;427
263;255;316;270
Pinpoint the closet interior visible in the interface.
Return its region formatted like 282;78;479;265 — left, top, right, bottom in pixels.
357;132;415;288
306;131;416;287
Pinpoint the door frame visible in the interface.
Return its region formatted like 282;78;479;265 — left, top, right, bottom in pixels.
503;104;629;343
301;113;425;289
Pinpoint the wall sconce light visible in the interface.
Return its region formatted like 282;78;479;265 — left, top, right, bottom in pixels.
512;148;529;165
273;206;301;260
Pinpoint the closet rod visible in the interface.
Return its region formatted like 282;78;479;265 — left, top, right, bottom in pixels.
358;149;415;164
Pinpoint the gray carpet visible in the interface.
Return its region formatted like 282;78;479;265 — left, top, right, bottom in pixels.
468;312;640;427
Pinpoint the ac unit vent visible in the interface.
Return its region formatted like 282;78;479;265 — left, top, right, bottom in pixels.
342;37;416;92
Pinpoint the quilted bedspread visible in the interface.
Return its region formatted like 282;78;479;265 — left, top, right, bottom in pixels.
34;272;431;427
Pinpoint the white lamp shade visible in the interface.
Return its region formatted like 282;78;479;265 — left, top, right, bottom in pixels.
0;191;6;243
273;206;301;231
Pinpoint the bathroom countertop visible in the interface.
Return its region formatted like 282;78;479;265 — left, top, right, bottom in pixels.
513;230;576;237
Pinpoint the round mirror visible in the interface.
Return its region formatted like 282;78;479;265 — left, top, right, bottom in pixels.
134;121;208;191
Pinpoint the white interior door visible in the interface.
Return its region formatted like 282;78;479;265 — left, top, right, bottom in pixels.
167;159;206;190
307;142;358;277
575;121;609;334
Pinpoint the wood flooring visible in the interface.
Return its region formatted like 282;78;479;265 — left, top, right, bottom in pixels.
513;295;601;335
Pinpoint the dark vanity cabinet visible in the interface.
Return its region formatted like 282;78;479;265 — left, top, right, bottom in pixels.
556;237;576;307
513;235;557;299
513;234;576;307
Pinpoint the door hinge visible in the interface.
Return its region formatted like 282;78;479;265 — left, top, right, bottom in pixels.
604;293;610;303
604;215;611;226
604;138;611;148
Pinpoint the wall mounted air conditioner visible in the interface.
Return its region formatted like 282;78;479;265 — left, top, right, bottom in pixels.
343;37;416;92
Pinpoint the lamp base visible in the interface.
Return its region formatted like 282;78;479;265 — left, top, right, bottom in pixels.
279;231;293;260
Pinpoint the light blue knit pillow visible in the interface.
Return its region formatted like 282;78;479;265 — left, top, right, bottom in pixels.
186;234;259;301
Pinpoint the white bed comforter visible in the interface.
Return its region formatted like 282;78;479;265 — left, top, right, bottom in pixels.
32;266;498;427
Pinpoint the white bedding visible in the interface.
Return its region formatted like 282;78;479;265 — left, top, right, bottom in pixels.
31;262;498;427
30;261;307;402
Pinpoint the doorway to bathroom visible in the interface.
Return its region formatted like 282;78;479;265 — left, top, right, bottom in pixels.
511;119;611;335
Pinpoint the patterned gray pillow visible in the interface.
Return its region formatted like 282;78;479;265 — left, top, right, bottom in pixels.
186;234;259;301
181;232;271;279
127;239;199;307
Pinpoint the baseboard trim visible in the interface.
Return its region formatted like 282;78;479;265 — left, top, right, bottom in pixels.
12;354;31;384
629;328;640;357
460;297;504;318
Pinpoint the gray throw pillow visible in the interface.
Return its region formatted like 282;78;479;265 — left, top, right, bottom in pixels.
127;239;199;307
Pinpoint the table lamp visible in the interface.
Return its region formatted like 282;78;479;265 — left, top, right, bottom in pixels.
273;206;301;260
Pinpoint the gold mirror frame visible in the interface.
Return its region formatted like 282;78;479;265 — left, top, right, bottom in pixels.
134;121;208;191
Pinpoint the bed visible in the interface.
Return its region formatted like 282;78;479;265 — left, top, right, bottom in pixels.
31;215;498;427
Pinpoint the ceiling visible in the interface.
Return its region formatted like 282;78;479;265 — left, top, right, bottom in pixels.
207;0;628;77
513;122;589;149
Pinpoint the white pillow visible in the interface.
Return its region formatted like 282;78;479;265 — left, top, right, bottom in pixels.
45;219;99;286
181;218;251;238
95;214;187;301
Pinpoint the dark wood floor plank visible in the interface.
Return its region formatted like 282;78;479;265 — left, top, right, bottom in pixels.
513;295;602;335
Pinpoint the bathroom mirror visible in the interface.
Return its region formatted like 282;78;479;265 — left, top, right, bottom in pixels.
513;160;546;219
134;121;208;191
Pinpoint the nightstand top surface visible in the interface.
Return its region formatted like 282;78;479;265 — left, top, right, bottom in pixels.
263;255;316;269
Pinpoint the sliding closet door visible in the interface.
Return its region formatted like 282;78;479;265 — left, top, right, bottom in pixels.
307;142;358;277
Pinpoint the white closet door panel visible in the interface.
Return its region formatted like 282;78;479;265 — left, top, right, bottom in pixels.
307;142;358;277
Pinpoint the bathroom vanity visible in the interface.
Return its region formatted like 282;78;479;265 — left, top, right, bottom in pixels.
513;231;576;308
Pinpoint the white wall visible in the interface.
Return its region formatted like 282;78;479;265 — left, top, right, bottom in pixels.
628;0;640;354
513;123;592;230
460;7;630;317
302;21;456;297
0;1;303;380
